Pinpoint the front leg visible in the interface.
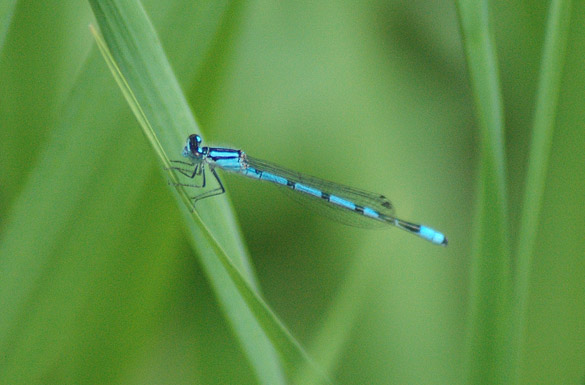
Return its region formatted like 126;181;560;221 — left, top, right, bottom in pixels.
167;161;201;179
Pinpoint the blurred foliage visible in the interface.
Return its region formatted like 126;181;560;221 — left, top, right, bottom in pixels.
0;1;584;384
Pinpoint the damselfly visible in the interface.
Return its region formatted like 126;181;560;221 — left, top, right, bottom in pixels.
170;134;447;246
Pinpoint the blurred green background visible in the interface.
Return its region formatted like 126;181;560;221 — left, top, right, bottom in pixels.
1;1;584;384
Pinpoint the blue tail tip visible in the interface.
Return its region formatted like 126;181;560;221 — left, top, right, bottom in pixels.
440;236;448;246
419;225;448;246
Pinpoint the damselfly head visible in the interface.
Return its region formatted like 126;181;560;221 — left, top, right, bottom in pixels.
182;134;203;159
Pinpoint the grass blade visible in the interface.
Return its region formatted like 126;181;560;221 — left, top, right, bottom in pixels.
0;0;17;51
89;0;331;382
455;1;512;383
511;1;573;383
0;51;181;384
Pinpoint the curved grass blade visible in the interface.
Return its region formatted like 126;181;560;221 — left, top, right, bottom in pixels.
455;0;512;383
511;1;573;383
89;1;332;382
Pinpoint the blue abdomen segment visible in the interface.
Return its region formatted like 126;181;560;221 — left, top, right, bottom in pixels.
328;195;356;210
294;183;322;198
242;168;290;186
393;219;448;246
419;225;447;246
362;207;380;219
259;171;289;186
209;149;243;171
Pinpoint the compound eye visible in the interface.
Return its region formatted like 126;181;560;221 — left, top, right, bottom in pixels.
187;134;201;152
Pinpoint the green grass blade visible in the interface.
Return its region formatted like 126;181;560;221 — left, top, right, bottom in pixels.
0;0;17;51
511;1;573;383
455;1;512;383
89;0;331;383
0;50;181;383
